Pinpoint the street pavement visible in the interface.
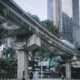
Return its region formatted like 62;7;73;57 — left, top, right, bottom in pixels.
38;78;80;80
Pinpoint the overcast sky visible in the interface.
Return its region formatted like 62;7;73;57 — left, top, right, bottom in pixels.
13;0;47;21
13;0;73;20
62;0;72;17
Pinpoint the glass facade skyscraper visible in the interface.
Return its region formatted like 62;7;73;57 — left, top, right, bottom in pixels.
47;0;62;33
61;0;73;43
47;0;80;47
47;0;73;44
62;12;73;43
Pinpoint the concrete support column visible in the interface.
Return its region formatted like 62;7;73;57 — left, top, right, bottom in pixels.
16;34;41;80
65;62;71;80
61;56;72;80
17;50;29;80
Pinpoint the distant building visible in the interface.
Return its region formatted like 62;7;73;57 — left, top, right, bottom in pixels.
47;0;73;43
47;0;62;33
62;12;73;43
47;0;53;21
72;0;80;47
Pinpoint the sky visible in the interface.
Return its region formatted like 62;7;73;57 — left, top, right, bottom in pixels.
13;0;47;21
62;0;72;17
13;0;73;20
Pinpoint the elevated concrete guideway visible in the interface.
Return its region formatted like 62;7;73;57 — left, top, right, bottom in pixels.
0;0;80;80
0;0;80;57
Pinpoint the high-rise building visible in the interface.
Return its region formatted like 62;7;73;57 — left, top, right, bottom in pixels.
47;0;73;43
47;0;62;32
72;0;80;48
72;0;79;27
62;12;73;43
61;0;73;44
47;0;53;20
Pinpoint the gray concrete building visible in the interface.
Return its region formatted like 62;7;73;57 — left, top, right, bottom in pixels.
47;0;62;33
72;0;80;48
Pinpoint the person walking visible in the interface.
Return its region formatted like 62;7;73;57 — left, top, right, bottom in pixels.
29;70;33;80
22;71;25;80
61;74;64;80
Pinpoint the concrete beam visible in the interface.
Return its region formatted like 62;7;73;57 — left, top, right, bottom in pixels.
12;41;26;50
26;34;41;51
61;56;73;62
5;37;16;47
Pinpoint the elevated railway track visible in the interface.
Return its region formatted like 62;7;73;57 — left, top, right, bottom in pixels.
0;0;80;57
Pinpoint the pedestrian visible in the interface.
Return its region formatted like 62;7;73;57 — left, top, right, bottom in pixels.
29;70;33;80
61;74;64;80
22;71;25;80
50;69;54;77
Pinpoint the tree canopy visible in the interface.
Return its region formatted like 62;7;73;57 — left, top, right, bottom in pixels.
0;46;17;78
26;12;60;38
41;20;60;38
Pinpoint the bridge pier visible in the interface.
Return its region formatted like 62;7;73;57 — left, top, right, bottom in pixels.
65;62;71;80
17;50;29;80
61;56;72;80
16;34;41;80
3;34;41;80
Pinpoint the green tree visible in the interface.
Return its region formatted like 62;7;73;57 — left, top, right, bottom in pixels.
27;12;60;38
27;12;41;24
1;46;17;60
41;20;60;38
0;46;17;77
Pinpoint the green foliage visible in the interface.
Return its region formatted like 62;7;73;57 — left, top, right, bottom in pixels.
0;46;17;76
41;20;60;38
0;58;9;68
1;46;16;60
27;12;60;38
27;12;41;23
0;58;17;77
